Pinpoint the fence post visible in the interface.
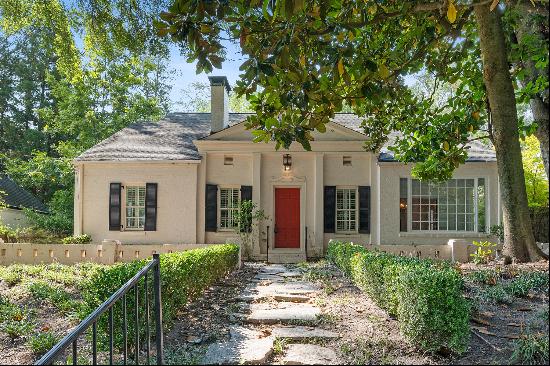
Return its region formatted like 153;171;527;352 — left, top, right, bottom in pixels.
153;253;163;365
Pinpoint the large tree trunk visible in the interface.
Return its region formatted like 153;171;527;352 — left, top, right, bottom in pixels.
474;4;542;262
514;2;550;178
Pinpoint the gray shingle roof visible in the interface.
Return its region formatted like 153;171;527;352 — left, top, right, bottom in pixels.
0;174;48;213
75;112;496;163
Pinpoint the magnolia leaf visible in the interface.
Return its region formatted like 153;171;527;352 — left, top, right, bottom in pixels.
299;54;306;67
443;141;450;151
337;58;345;76
489;0;500;11
472;111;480;120
378;64;390;79
447;1;457;23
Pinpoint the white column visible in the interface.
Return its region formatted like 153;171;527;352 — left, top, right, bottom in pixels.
314;153;324;256
197;153;207;243
370;155;381;245
252;152;263;256
73;164;84;235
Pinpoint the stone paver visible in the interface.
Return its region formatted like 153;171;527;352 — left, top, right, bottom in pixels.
272;326;340;341
201;326;273;365
201;263;341;365
246;302;321;325
281;344;339;365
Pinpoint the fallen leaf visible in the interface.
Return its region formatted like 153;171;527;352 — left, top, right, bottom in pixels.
472;318;491;326
490;0;500;11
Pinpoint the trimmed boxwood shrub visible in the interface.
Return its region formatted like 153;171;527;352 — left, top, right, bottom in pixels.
328;241;470;354
81;244;239;350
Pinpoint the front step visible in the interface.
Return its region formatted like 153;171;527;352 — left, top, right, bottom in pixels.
266;252;307;264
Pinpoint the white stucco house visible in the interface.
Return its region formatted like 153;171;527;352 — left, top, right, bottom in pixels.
73;76;501;262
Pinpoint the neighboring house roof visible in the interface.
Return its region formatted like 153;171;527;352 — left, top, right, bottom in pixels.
0;174;48;213
75;112;496;163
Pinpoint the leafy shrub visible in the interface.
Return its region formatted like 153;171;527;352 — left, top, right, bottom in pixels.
511;333;549;365
61;234;92;244
82;244;239;349
29;331;59;355
470;240;497;264
327;241;469;354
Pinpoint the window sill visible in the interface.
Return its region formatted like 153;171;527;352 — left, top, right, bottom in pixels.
399;232;490;238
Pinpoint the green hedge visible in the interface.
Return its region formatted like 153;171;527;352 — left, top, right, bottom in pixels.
82;244;239;350
327;241;470;354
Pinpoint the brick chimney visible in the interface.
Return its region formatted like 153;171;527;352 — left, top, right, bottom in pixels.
208;76;231;133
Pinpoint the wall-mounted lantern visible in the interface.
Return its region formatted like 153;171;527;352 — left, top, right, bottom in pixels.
283;154;292;171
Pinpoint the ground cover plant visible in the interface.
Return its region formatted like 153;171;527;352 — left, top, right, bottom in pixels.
327;240;470;354
0;244;239;364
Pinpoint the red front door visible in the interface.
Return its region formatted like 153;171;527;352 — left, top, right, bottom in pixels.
275;188;300;248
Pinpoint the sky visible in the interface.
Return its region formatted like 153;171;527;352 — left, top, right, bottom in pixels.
168;40;245;108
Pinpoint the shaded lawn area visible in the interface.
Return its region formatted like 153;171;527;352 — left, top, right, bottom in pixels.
0;263;106;365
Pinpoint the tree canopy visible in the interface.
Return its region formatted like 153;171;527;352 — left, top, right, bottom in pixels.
157;0;548;262
156;0;547;181
0;0;174;233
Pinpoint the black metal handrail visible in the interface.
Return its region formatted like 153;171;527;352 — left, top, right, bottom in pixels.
36;254;164;365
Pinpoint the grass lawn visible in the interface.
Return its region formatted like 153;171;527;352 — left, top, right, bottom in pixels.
0;262;106;365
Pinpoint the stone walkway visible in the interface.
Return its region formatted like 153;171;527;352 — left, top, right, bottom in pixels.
200;263;341;365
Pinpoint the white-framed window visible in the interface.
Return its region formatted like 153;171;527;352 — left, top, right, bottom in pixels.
219;187;240;230
336;187;358;233
126;185;146;230
408;178;487;232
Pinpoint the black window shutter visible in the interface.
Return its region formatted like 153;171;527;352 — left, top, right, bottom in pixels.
359;186;371;234
240;185;252;202
324;186;336;233
144;183;158;231
205;184;218;232
109;183;122;231
240;186;253;232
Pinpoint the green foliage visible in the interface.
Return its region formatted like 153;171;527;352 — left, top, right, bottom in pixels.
0;0;173;238
469;270;549;306
29;331;60;356
0;295;33;339
327;241;469;354
0;223;18;243
81;244;239;349
470;240;497;264
511;333;549;365
178;81;252;113
155;0;545;181
522;135;549;207
506;271;549;298
234;200;268;259
61;234;92;244
28;281;80;315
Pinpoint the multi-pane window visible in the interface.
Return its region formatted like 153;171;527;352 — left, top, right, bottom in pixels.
336;188;357;233
220;188;240;230
126;186;145;230
410;178;485;232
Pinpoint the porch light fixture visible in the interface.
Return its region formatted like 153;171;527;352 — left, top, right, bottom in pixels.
283;154;292;171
